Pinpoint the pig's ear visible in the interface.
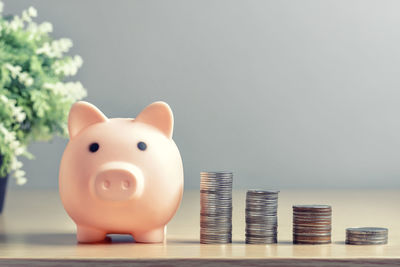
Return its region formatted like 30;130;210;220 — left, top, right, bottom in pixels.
135;101;174;138
68;101;108;138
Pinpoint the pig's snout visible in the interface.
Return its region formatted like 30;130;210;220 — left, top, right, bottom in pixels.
93;162;144;201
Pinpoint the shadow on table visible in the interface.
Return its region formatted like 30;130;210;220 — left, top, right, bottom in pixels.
23;233;136;246
0;232;253;246
23;233;175;245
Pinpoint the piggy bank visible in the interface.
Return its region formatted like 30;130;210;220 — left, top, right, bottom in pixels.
59;101;184;243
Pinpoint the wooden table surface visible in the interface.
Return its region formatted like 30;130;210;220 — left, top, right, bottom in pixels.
0;189;399;266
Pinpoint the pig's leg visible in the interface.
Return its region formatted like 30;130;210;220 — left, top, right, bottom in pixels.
76;225;107;243
133;226;166;243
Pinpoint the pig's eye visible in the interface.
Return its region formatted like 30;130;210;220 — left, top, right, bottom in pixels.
137;141;147;151
89;142;99;153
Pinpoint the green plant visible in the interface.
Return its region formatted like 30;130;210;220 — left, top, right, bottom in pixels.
0;1;87;184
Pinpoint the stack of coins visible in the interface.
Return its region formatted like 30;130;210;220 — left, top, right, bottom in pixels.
346;227;388;245
245;190;279;244
293;205;332;244
200;171;233;244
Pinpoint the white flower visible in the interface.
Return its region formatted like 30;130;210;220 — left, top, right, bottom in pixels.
28;7;37;17
10;159;23;171
16;177;27;185
14;106;26;122
18;72;34;86
4;63;34;87
14;147;25;156
14;169;27;185
21;6;37;22
8;16;24;31
58;38;73;51
36;38;73;58
74;55;83;68
14;170;25;178
0;126;14;143
36;42;51;55
53;55;83;76
39;22;52;33
21;10;31;22
25;77;34;87
9;140;20;150
0;123;28;184
0;93;27;123
44;81;87;100
5;63;22;78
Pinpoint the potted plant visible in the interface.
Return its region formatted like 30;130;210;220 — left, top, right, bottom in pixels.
0;1;87;212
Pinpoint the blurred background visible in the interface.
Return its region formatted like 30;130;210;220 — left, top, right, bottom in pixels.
4;0;400;190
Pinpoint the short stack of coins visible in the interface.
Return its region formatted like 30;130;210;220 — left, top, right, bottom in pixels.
245;190;279;244
346;227;388;245
293;205;332;244
200;171;233;244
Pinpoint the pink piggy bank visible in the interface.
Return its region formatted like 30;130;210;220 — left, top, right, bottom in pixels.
59;101;184;243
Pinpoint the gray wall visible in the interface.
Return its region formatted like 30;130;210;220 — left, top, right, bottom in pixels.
4;0;400;189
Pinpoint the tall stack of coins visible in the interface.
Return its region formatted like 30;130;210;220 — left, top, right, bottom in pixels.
200;171;233;244
346;227;388;245
245;190;279;244
293;205;332;244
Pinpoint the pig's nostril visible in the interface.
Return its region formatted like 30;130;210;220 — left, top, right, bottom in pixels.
103;180;111;190
121;180;130;190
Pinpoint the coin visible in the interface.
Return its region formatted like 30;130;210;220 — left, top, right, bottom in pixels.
293;204;332;245
345;227;388;245
200;171;233;244
245;189;279;244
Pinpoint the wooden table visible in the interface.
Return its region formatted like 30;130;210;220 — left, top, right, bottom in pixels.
0;189;399;266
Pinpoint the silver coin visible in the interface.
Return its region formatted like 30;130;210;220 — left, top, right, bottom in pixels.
201;222;232;227
246;220;278;224
346;227;388;234
294;240;331;244
200;172;233;175
201;223;232;227
246;236;277;240
246;226;277;231
246;231;277;236
200;229;232;233
247;222;277;226
246;201;278;204
246;237;278;241
293;233;331;238
346;232;388;237
246;226;277;230
199;171;233;244
346;235;388;240
293;213;331;217
246;189;279;243
200;235;232;240
247;214;277;218
246;240;277;244
201;187;232;190
246;234;278;239
247;189;279;193
293;204;331;209
346;240;387;245
346;238;388;242
246;208;278;213
247;199;279;202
